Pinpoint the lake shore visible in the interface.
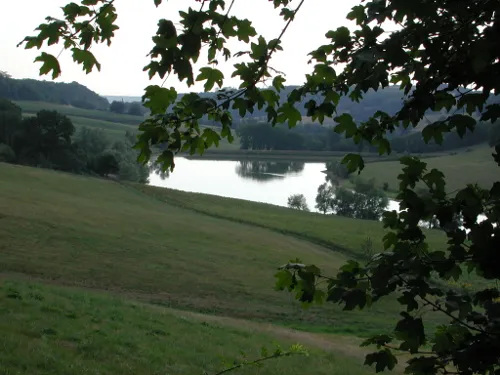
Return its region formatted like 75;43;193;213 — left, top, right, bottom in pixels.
179;149;407;162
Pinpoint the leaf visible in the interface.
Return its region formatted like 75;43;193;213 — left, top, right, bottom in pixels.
153;0;162;6
272;76;286;91
71;48;101;74
142;85;178;115
422;168;446;193
327;26;350;46
346;5;366;25
394;314;426;353
280;8;295;21
457;93;486;114
421;122;449;145
277;103;302;128
343;289;368;310
449;114;476;138
481;104;500;123
235;19;256;43
275;270;294;291
433;92;456;112
334;113;357;138
196;67;224;92
361;334;393;348
397;292;419;312
342;153;365;174
382;231;397;249
34;53;61;79
156;150;175;172
203;128;221;148
364;349;397;372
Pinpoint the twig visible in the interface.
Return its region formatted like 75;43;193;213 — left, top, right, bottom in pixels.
160;0;307;128
55;0;115;59
396;275;495;336
213;352;294;375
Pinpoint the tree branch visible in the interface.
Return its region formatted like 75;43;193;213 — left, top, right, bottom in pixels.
158;0;307;130
213;352;295;375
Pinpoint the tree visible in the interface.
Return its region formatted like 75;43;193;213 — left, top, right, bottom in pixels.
329;181;388;221
109;100;126;114
22;1;500;375
0;99;22;146
287;194;309;211
13;110;75;168
127;102;145;116
92;152;120;176
315;182;334;214
0;143;16;163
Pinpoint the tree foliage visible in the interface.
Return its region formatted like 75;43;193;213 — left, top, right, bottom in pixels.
315;182;334;214
0;74;108;109
23;0;500;374
287;194;309;211
0;100;148;182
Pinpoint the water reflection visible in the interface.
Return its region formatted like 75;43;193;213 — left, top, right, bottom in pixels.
235;161;305;181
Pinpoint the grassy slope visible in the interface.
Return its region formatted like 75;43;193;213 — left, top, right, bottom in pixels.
356;145;498;193
0;280;371;375
15;100;144;125
134;183;447;258
0;162;420;335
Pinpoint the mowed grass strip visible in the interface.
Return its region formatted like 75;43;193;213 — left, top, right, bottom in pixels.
0;280;374;375
134;183;447;258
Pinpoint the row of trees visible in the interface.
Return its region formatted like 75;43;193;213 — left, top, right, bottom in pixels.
287;178;389;221
0;99;148;182
238;120;499;154
315;179;389;220
109;100;148;116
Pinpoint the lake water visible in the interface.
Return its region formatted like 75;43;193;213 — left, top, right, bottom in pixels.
148;157;401;212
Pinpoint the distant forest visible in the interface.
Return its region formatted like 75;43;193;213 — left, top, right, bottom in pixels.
237;121;500;154
1;72;499;154
0;72;109;110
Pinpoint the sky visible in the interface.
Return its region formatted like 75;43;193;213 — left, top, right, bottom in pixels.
0;0;358;97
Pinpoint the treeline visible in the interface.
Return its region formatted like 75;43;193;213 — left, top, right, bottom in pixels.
0;72;109;110
237;121;500;153
0;99;148;182
109;100;148;116
390;122;499;153
237;122;364;152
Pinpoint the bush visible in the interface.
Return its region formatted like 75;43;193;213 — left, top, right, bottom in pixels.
93;152;120;176
0;143;16;163
287;194;309;211
382;182;389;191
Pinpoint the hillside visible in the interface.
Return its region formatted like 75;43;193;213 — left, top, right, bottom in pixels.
0;280;372;375
0;74;109;110
354;145;498;193
0;162;452;333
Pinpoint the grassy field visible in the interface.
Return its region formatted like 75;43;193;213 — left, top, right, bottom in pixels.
0;162;463;374
353;145;498;193
0;162;423;336
0;280;373;375
15;101;145;125
133;183;447;259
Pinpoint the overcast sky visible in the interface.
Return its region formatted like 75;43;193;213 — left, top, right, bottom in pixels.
0;0;358;96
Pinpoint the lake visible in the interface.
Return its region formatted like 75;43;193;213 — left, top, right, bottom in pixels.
148;157;400;212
